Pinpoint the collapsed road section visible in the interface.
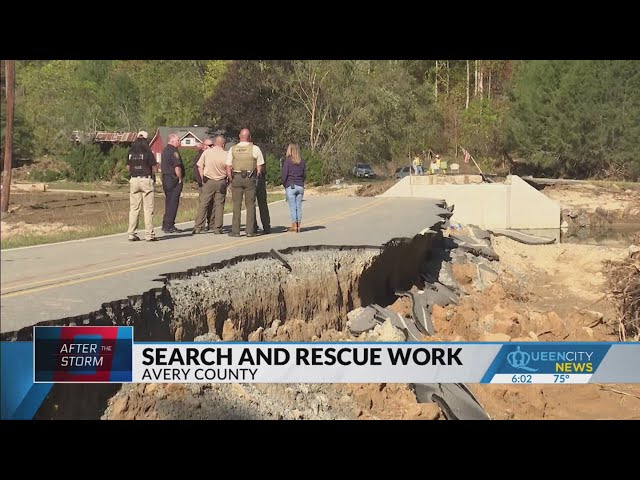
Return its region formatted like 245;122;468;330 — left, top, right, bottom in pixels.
2;204;503;420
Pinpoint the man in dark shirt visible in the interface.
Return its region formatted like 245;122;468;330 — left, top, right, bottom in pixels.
160;133;184;233
127;131;157;241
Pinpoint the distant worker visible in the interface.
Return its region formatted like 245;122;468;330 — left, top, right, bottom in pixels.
430;156;438;175
281;143;307;233
160;133;184;233
225;128;265;237
193;138;215;231
413;154;424;175
439;155;448;175
193;135;228;235
126;131;157;242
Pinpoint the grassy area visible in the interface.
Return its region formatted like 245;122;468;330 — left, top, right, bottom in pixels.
38;180;130;192
589;179;639;189
1;193;284;249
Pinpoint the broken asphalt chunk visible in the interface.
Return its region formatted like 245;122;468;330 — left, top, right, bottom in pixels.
347;306;379;334
489;229;556;245
470;226;491;242
395;291;435;336
450;234;500;261
269;249;292;272
412;383;490;420
371;304;422;342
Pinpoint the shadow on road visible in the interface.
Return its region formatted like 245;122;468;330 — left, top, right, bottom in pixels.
298;225;325;233
157;232;195;241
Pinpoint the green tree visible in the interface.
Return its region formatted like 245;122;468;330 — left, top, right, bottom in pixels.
505;60;640;179
1;107;35;165
458;99;506;162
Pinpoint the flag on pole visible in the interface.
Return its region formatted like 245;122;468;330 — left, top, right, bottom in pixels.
462;147;471;164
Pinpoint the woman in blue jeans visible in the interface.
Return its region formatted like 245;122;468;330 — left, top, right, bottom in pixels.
280;143;306;233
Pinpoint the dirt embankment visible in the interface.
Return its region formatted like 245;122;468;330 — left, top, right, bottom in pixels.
544;182;640;229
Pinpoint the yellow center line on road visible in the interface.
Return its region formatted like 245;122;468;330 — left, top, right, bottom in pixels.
1;203;342;291
1;199;383;299
1;202;341;291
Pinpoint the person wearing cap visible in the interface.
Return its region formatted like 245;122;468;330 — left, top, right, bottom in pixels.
413;153;423;175
225;128;264;237
193;138;215;230
193;135;228;234
160;133;185;233
126;131;157;242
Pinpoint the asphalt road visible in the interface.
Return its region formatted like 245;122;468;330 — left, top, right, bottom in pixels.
1;196;446;332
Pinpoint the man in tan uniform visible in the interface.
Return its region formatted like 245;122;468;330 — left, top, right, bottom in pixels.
193;138;215;230
193;135;228;234
225;128;264;237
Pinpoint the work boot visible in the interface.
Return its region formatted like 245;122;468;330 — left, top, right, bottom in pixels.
288;222;297;233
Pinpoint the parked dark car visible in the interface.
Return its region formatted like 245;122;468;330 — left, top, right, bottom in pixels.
352;163;376;178
394;166;412;179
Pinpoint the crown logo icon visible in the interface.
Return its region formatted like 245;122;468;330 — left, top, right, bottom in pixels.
507;346;538;372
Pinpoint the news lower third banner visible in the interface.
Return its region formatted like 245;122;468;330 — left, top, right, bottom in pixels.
2;325;640;419
132;342;639;384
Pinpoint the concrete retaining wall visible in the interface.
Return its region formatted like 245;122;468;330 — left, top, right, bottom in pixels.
381;174;560;229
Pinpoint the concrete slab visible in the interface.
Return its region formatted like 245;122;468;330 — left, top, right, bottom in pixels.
381;175;561;230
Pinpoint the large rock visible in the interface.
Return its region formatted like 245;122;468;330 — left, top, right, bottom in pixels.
492;319;522;338
110;395;129;417
479;333;511;342
347;306;378;334
364;319;406;342
247;327;264;342
578;309;603;327
222;319;243;341
576;214;590;228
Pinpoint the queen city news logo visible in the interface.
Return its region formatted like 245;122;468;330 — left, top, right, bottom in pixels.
505;345;594;374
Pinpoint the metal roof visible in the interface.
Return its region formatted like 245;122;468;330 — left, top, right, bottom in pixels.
93;131;139;143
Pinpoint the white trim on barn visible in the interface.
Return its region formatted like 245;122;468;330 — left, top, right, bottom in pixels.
179;131;203;146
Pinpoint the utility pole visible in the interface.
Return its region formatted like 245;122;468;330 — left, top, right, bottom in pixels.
1;60;15;214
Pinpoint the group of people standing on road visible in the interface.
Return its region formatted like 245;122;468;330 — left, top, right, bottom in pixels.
126;128;307;242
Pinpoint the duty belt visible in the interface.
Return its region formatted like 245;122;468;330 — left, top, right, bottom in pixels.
233;170;255;178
